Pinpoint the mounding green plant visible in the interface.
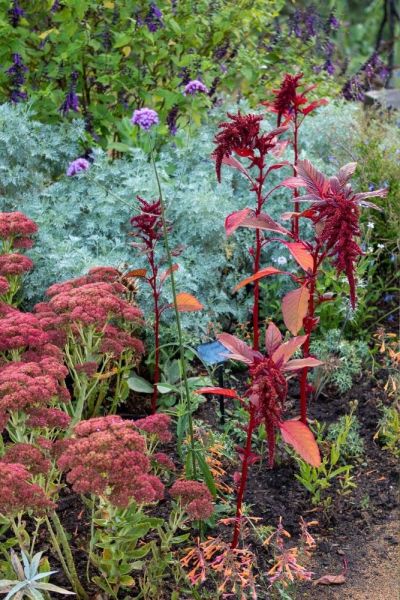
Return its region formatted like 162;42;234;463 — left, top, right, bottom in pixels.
310;329;369;396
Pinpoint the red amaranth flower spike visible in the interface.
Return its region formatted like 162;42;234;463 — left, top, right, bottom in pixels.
264;72;328;126
293;159;387;307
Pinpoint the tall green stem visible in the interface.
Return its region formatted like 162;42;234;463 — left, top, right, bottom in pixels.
47;511;88;599
151;153;197;477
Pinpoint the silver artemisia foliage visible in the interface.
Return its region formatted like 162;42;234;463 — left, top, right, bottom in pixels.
0;100;359;336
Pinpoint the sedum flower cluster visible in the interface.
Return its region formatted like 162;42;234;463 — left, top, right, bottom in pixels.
58;415;167;507
0;212;37;305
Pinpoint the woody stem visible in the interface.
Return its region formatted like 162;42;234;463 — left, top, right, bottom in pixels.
231;405;256;549
252;164;264;352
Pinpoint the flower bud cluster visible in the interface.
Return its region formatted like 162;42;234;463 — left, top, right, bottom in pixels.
0;359;70;432
58;415;167;507
0;212;37;249
170;479;214;520
0;462;55;516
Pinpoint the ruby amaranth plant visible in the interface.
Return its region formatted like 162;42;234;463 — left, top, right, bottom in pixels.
0;212;37;305
130;196;203;413
236;160;388;423
263;73;328;239
212;112;289;351
197;322;322;548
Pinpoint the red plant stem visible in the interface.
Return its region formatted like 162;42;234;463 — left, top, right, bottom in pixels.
148;251;160;414
299;250;318;423
292;111;300;241
231;405;256;549
252;164;265;352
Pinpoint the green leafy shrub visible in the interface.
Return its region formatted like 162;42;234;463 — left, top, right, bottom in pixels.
0;1;347;147
310;329;369;396
375;404;400;458
327;412;365;460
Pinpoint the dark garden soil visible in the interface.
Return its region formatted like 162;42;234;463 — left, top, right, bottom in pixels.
23;366;399;600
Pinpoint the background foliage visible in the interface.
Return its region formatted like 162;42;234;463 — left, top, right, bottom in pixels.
0;0;352;146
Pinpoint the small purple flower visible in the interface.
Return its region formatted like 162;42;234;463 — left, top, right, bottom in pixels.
6;53;28;103
131;107;159;130
183;79;208;96
167;105;179;135
144;3;164;32
59;72;79;116
50;0;60;12
326;12;340;30
8;0;24;27
324;60;335;75
67;158;90;177
368;183;375;191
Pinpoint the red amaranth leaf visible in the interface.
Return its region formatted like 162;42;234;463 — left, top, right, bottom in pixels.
279;420;321;467
213;154;252;180
301;98;328;115
283;357;324;371
159;264;179;284
125;268;147;278
225;208;252;236
280;176;306;189
195;387;238;398
240;212;290;235
217;333;261;365
282;286;310;335
175;293;203;312
281;242;314;272
314;574;346;586
265;322;282;356
233;267;283;292
271;335;307;365
297;160;329;197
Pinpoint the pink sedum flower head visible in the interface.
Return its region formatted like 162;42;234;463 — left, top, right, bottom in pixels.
47;281;142;327
0;308;49;354
135;413;172;443
0;253;33;276
46;267;122;297
0;212;37;250
0;276;9;295
131;107;159;130
67;157;90;176
183;79;208;96
2;443;51;475
58;415;165;507
0;462;55;516
170;479;213;520
0;359;70;432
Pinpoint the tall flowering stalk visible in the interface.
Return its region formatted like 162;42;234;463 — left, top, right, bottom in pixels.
130;196;202;413
151;155;199;476
197;323;322;548
278;160;387;421
263;73;327;240
130;197;171;413
212;112;289;350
